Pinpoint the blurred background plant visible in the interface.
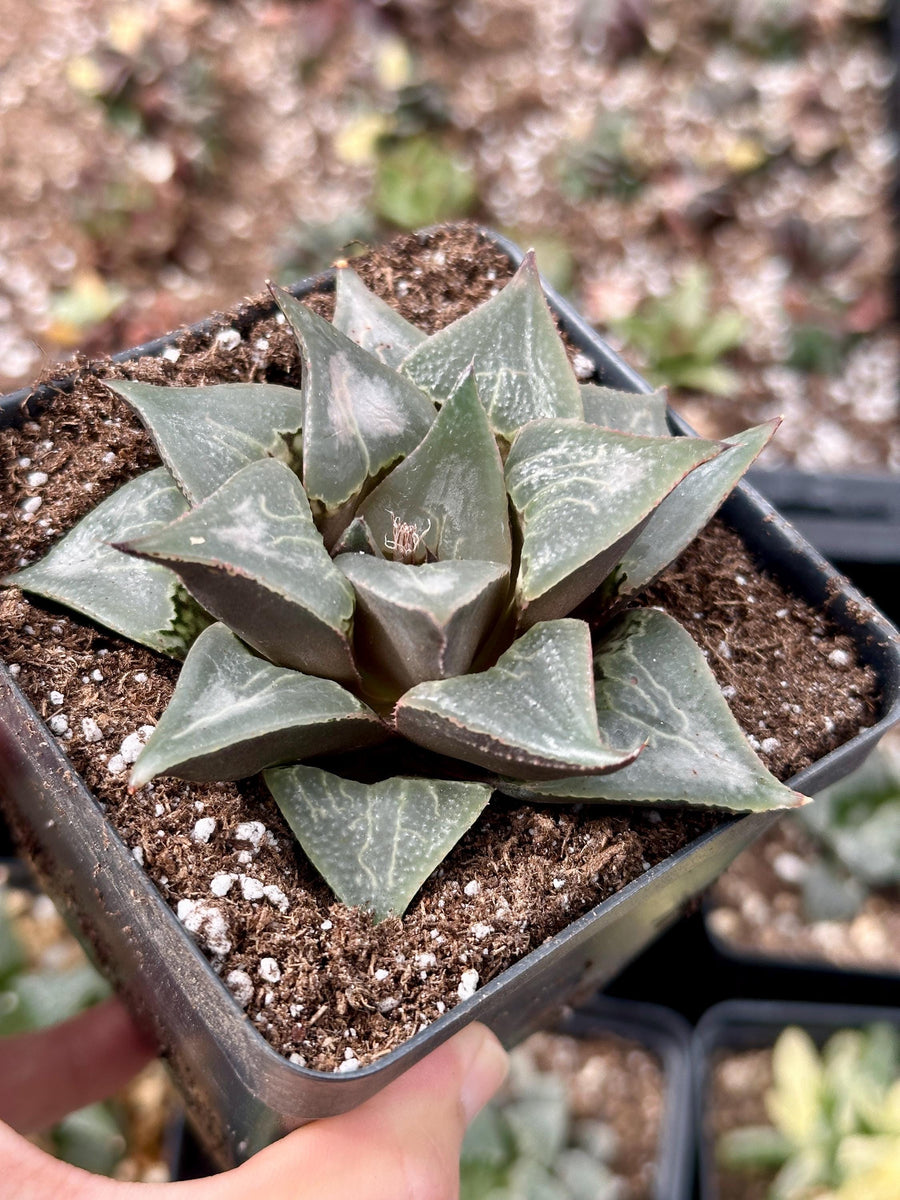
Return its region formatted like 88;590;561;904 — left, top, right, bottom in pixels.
0;867;178;1180
717;1022;900;1199
795;739;900;924
460;1043;627;1200
0;0;895;473
610;266;746;394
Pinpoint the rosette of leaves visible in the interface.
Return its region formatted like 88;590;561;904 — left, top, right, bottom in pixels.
4;252;805;922
718;1024;900;1200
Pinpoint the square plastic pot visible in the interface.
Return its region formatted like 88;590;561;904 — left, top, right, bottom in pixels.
693;999;900;1200
1;228;899;1168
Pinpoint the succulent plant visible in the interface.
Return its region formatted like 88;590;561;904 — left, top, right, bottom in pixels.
612;265;746;395
717;1023;900;1200
4;252;805;921
795;741;900;924
460;1041;626;1200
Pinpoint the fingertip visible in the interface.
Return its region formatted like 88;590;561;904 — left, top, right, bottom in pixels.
451;1023;509;1124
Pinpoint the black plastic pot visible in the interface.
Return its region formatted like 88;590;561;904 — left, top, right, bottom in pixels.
693;999;900;1200
561;996;695;1200
1;227;899;1169
176;994;696;1193
744;468;900;570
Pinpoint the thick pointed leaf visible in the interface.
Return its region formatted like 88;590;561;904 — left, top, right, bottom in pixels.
495;610;806;811
505;420;724;628
612;420;779;600
130;624;385;787
107;381;303;504
3;468;207;657
357;370;512;569
394;619;642;781
272;286;435;515
332;265;426;367
263;765;491;920
336;555;509;691
401;252;583;439
580;383;670;437
331;515;383;557
116;459;358;686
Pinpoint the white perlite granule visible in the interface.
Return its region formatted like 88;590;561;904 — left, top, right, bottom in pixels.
81;717;103;743
191;817;217;844
119;725;155;764
47;713;68;735
259;957;281;983
210;873;236;897
176;899;231;957
458;969;480;1001
215;327;241;351
240;876;265;901
234;821;266;849
225;970;254;1008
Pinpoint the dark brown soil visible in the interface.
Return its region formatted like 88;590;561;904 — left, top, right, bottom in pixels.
707;1048;775;1200
0;225;882;1072
523;1030;665;1200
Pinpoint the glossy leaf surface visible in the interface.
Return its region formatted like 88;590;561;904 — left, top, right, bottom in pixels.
130;624;384;788
611;420;778;600
273;286;435;514
116;459;358;686
336;555;509;691
4;468;205;657
580;383;670;437
402;252;583;439
505;420;723;627
395;619;642;780
107;381;303;504
264;765;491;920
496;609;806;811
332;265;426;367
358;370;512;569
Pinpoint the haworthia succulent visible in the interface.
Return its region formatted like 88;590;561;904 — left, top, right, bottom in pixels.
580;383;670;437
272;285;436;518
332;265;426;367
401;252;583;439
129;624;385;788
106;381;304;505
505;420;724;628
394;619;643;780
357;370;512;570
263;765;491;921
494;609;807;811
115;459;358;687
4;469;207;657
610;420;779;601
336;555;509;692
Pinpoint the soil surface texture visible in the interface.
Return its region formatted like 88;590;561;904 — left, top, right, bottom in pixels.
0;226;882;1071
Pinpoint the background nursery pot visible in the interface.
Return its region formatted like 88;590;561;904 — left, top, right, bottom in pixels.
1;228;899;1168
693;999;900;1200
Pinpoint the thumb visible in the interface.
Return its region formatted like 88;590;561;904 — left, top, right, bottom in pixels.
221;1022;508;1200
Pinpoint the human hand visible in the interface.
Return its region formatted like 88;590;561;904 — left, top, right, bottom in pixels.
0;998;508;1198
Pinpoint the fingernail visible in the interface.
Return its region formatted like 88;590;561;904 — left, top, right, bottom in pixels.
457;1023;508;1124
